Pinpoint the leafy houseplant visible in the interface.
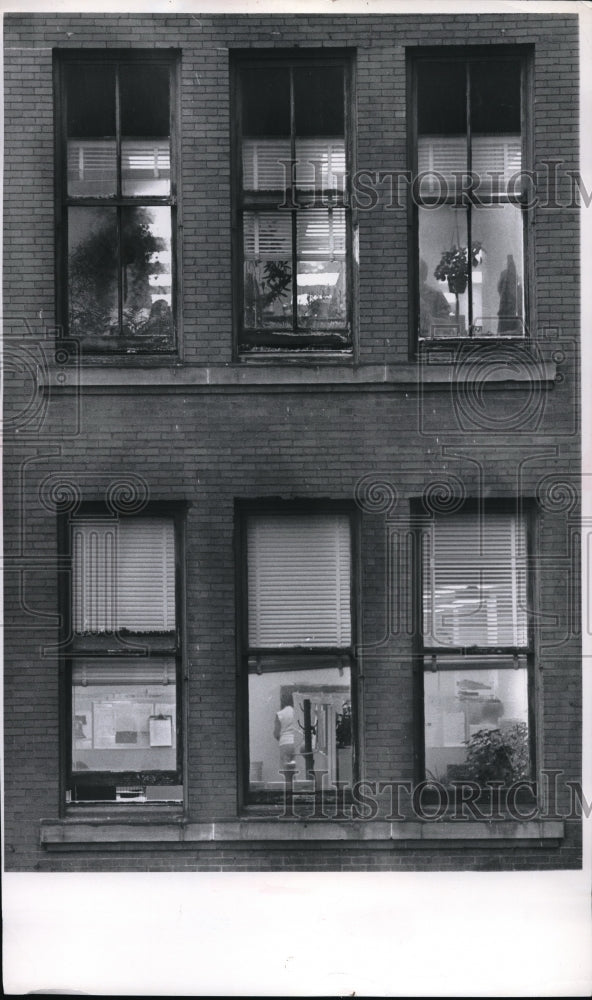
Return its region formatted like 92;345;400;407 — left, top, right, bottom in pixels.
433;241;483;319
463;721;529;785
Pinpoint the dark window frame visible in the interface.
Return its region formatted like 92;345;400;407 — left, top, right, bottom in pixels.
58;501;187;810
412;497;537;786
231;49;357;360
54;49;181;357
407;45;534;358
235;499;360;810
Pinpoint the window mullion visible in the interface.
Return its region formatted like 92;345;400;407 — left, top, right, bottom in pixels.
115;65;124;333
466;60;473;335
289;65;298;333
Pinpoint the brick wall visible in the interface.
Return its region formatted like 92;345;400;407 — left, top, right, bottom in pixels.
4;11;581;871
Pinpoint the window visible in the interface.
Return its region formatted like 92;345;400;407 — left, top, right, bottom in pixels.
64;510;183;803
241;509;356;801
56;53;177;353
233;53;353;354
411;50;529;342
420;507;533;786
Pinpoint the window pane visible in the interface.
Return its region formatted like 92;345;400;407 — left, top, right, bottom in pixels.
241;66;291;136
68;206;118;342
121;63;171;196
242;138;291;191
66;64;116;197
72;517;176;633
121;206;173;347
417;60;467;191
294;138;346;191
419;206;469;338
471;61;521;192
471;204;524;336
296;209;348;328
471;60;521;135
243;212;293;329
294;65;344;137
72;657;177;773
247;514;351;647
424;660;530;784
249;665;352;791
422;513;528;648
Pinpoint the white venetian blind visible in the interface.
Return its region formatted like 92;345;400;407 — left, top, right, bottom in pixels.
423;513;528;648
72;518;175;633
247;513;351;647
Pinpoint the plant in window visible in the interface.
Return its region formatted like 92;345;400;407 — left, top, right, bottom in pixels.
463;721;529;785
262;260;292;306
433;241;483;318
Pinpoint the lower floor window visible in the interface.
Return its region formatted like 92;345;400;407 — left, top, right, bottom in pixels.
248;663;353;792
65;509;183;804
424;656;530;785
242;507;356;801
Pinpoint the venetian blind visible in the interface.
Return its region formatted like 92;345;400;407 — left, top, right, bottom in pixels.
247;513;351;647
423;513;528;648
72;518;175;633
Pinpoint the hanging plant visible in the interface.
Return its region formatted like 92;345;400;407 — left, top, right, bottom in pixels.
434;241;483;295
433;241;483;321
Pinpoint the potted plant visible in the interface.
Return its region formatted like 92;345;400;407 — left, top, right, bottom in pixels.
463;721;529;785
433;241;483;320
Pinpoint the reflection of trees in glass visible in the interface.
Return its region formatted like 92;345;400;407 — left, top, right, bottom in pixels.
69;207;172;346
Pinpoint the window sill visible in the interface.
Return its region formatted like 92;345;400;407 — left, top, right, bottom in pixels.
47;360;557;393
40;817;564;850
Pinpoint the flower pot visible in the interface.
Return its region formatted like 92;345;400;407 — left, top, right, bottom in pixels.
448;274;467;295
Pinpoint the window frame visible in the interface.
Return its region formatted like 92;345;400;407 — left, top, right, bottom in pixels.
407;45;534;357
236;500;360;809
412;498;537;785
231;49;356;360
54;49;181;357
58;502;186;810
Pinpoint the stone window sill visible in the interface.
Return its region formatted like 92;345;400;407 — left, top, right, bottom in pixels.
47;360;557;393
40;818;564;849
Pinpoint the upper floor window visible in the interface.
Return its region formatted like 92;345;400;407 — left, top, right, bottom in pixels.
56;53;178;354
411;50;529;343
233;53;354;356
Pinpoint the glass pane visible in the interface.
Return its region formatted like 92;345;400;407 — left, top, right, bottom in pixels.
471;60;521;135
471;61;521;193
419;206;469;338
422;513;528;648
66;64;117;196
247;514;351;647
297;260;347;329
294;65;344;137
243;212;293;329
424;660;530;785
121;63;171;196
471;204;524;337
72;658;177;773
242;138;291;191
248;665;352;791
241;66;290;136
294;138;346;191
68;206;118;343
72;518;176;634
121;206;174;348
417;60;467;192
